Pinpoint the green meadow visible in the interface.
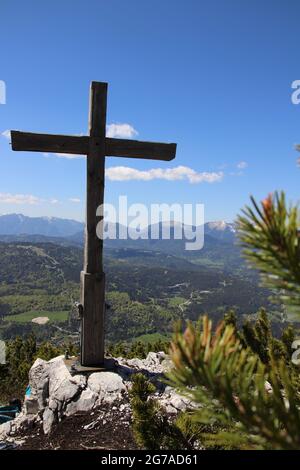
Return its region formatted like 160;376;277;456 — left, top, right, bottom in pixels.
5;310;69;324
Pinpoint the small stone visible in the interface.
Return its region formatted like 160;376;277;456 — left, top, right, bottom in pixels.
0;421;12;440
24;396;39;415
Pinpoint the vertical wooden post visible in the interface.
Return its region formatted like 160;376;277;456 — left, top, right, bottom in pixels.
80;82;107;366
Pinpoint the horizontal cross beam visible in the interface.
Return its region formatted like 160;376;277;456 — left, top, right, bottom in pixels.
10;131;176;161
106;138;176;160
11;131;88;155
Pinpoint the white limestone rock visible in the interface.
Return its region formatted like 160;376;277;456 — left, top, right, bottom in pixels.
46;356;80;403
118;352;171;374
48;357;73;395
24;396;39;415
52;379;79;403
70;374;87;388
144;351;172;373
48;398;59;412
88;371;126;404
29;358;49;410
0;421;12;441
121;358;145;370
4;352;190;441
65;388;98;416
159;387;194;414
42;408;56;435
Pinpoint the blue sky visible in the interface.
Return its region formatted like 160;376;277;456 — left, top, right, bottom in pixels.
0;0;300;223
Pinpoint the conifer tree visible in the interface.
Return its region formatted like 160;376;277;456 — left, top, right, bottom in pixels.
168;192;300;450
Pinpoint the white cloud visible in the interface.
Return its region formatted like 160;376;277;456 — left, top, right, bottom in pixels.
0;193;61;205
106;123;138;139
237;161;248;169
0;192;41;205
1;130;11;140
69;198;81;203
105;165;224;184
43;152;85;160
55;153;85;159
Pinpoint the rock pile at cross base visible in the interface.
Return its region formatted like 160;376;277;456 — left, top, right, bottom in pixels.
0;352;193;449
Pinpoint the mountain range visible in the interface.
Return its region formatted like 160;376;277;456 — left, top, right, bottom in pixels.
0;213;84;237
0;213;236;244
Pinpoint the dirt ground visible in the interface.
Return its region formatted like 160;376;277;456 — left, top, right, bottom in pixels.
17;400;138;450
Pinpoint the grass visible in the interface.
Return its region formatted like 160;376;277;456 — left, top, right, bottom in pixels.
192;258;224;268
133;332;171;344
168;296;187;308
4;310;69;324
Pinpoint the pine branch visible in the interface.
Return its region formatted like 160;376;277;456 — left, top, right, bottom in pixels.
168;316;300;450
237;191;300;312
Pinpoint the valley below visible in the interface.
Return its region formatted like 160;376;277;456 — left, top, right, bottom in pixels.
0;234;281;348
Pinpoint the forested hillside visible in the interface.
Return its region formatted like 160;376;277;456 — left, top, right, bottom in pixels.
0;240;278;346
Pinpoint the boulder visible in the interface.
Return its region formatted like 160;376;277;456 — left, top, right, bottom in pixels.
65;388;98;416
29;358;49;410
47;356;81;403
88;372;126;404
51;379;79;403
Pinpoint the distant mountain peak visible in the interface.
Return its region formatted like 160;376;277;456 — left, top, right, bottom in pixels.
204;221;236;242
0;213;84;237
206;220;235;231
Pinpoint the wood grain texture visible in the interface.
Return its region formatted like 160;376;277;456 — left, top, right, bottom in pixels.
106;138;176;161
80;272;105;366
84;82;107;274
81;82;107;366
89;82;108;138
10;131;89;155
10;131;176;161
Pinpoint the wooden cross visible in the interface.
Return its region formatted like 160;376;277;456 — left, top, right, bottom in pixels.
10;82;177;366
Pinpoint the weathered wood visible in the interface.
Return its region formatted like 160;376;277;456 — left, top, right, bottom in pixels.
80;82;107;366
105;138;176;161
10;131;89;155
80;272;105;366
11;132;176;161
84;81;107;274
10;81;177;369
